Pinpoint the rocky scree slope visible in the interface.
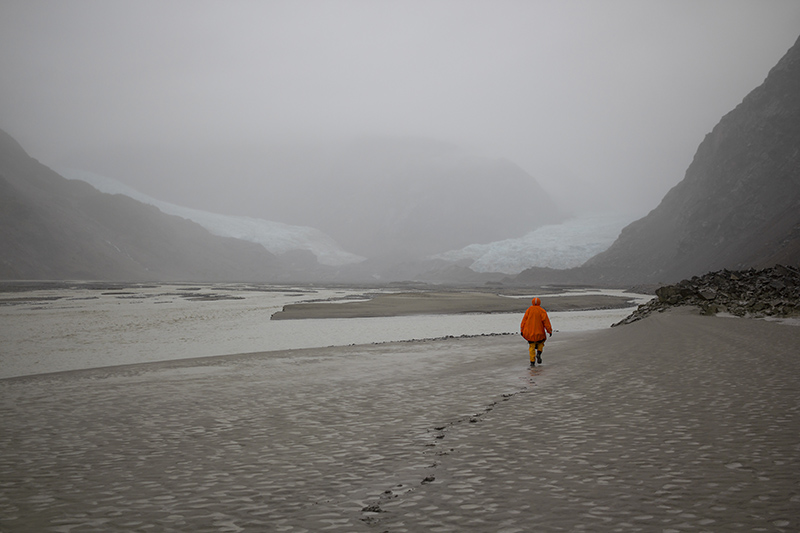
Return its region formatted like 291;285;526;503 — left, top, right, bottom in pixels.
614;265;800;325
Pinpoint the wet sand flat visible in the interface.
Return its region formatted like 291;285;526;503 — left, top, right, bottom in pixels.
272;292;636;319
1;307;799;532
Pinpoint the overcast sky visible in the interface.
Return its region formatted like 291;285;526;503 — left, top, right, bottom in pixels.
2;0;799;217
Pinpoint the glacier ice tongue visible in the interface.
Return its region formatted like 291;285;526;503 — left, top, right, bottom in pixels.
60;169;365;267
433;214;633;274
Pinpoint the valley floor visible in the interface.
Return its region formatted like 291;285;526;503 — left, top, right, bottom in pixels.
1;307;799;531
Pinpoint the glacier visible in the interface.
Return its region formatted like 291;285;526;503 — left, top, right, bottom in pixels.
433;213;634;274
59;169;365;267
59;168;633;275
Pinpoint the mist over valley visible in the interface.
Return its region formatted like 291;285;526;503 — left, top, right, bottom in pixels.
1;2;799;285
59;136;579;269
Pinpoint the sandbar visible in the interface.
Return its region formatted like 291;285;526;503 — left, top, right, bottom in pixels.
272;291;636;319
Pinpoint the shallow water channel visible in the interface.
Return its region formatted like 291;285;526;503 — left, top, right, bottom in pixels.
0;284;651;378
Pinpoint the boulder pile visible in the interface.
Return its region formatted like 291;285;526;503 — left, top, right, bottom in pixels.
613;265;800;326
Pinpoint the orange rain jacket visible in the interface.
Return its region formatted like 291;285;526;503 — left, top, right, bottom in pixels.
520;297;552;342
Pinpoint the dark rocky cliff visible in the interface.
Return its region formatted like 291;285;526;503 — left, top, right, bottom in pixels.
573;35;800;285
0;128;286;281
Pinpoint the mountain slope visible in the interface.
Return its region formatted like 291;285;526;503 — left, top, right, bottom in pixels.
113;137;562;261
58;169;364;267
308;137;566;259
0;128;286;281
54;136;566;264
579;35;800;284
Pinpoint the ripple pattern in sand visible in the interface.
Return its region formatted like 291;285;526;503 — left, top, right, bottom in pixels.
1;310;799;532
0;336;526;532
367;311;800;532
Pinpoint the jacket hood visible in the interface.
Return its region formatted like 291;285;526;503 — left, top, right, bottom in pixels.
531;297;541;306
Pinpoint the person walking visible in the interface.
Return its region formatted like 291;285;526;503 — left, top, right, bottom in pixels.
520;297;552;367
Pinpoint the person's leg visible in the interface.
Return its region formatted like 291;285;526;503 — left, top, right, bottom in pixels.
528;342;537;366
535;340;544;364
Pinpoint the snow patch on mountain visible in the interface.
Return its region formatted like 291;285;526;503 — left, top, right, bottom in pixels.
60;169;365;267
434;213;633;274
